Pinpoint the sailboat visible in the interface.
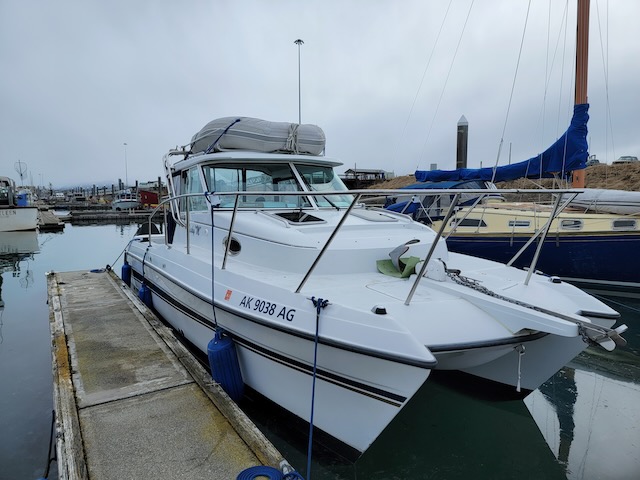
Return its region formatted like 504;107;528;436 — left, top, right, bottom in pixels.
389;0;640;296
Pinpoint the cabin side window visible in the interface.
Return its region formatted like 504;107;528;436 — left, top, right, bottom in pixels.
183;167;207;212
612;219;637;231
450;218;488;228
560;219;583;230
508;220;531;228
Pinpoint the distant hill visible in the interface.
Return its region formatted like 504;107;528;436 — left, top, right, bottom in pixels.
371;163;640;191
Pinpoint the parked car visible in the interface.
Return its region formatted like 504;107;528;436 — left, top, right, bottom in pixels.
586;156;600;166
613;155;639;164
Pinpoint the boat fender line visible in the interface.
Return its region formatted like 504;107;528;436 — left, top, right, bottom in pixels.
109;238;135;276
442;262;627;351
207;200;219;328
35;409;57;480
304;296;329;480
515;344;526;392
207;329;244;402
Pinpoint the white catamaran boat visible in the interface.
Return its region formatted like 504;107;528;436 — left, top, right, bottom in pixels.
124;116;626;458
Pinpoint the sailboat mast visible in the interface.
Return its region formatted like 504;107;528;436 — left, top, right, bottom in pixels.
572;0;590;188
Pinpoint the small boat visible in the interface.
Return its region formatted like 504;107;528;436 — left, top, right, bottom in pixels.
564;188;640;215
0;176;39;232
112;189;140;210
124;116;626;458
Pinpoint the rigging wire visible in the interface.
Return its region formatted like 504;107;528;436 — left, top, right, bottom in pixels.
418;0;475;170
595;0;616;167
490;0;532;183
394;0;453;171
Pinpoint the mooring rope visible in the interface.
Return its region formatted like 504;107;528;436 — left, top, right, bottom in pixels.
305;296;329;480
36;410;57;480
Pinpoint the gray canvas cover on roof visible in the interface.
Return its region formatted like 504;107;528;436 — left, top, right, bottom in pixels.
190;117;326;156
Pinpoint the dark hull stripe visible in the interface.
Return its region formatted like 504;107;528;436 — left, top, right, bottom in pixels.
446;235;640;288
427;331;548;353
130;263;436;369
131;268;410;406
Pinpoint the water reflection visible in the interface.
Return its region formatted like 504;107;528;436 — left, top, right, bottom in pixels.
526;295;640;480
243;373;568;479
538;368;577;471
2;224;639;479
0;231;39;304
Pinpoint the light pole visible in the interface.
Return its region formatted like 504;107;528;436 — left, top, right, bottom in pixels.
294;39;304;124
123;142;128;188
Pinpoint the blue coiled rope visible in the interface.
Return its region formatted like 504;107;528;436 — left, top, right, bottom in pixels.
236;466;305;480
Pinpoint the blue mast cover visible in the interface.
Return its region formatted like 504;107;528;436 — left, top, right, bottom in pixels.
415;103;589;183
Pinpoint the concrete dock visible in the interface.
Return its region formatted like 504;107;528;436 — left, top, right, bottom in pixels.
38;208;65;232
47;269;289;479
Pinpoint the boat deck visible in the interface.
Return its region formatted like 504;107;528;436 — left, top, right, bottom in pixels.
47;269;288;479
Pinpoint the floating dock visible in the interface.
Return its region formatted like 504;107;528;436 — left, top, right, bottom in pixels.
47;269;289;479
38;209;65;232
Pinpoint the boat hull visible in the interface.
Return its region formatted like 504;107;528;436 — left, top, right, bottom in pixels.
445;233;640;293
0;207;39;231
126;248;431;457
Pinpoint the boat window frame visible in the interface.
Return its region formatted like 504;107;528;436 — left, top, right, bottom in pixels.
559;219;584;231
183;166;208;212
294;162;354;208
201;162;312;209
612;219;637;231
508;220;531;228
449;217;488;228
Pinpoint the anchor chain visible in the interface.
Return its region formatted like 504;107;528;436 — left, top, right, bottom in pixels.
442;262;627;350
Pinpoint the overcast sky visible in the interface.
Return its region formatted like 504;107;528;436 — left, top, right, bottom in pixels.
1;0;638;189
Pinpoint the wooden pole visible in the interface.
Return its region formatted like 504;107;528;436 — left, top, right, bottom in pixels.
572;0;589;188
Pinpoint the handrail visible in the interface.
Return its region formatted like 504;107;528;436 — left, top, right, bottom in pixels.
141;187;585;305
405;193;461;305
506;192;579;269
521;192;578;285
295;192;363;293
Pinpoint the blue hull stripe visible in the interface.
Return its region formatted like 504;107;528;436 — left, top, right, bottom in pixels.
446;234;640;285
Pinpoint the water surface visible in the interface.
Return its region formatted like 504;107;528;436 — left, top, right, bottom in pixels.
0;223;638;479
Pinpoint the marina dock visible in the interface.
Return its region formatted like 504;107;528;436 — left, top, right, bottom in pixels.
38;208;65;232
47;269;289;479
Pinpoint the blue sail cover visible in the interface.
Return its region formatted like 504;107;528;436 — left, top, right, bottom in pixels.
415;103;589;183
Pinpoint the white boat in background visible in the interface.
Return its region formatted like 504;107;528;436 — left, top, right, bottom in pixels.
565;188;640;215
0;176;39;232
112;189;140;211
123;116;626;458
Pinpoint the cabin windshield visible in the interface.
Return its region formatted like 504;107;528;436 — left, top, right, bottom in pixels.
200;162;353;209
202;163;311;208
294;164;353;208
